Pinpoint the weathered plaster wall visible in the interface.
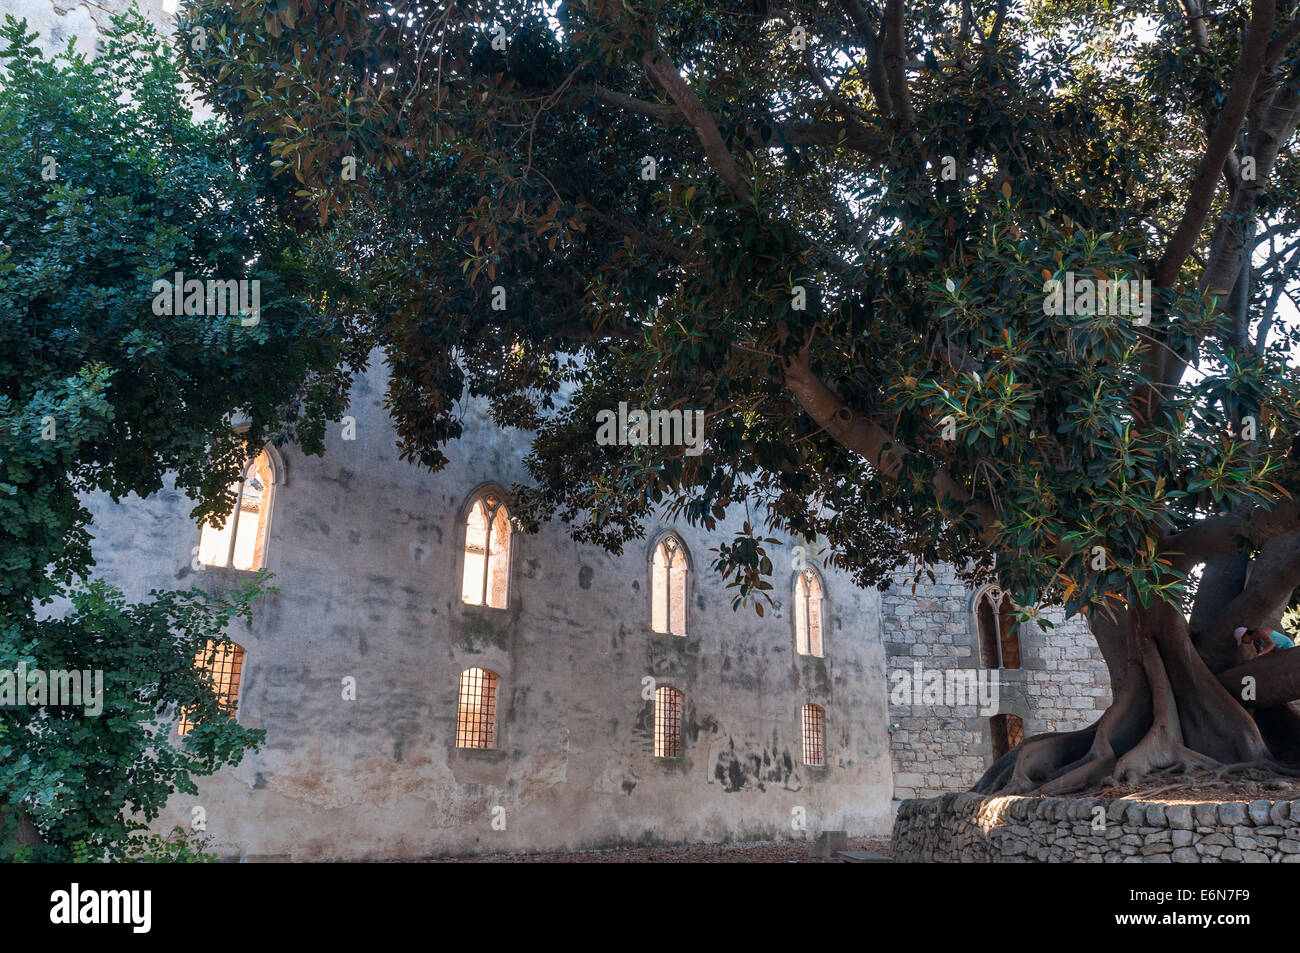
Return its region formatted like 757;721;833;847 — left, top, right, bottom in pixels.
82;358;895;859
3;0;214;121
894;792;1300;862
882;568;1111;799
4;0;172;57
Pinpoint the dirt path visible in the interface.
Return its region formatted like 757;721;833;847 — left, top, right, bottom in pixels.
426;837;892;863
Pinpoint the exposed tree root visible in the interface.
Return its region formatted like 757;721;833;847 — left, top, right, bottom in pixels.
973;604;1293;796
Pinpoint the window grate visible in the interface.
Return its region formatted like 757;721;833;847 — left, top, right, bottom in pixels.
457;667;498;748
654;686;683;758
802;703;825;766
990;713;1023;760
178;641;245;735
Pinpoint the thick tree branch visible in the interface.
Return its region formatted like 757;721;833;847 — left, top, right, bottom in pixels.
1219;647;1300;708
1163;498;1300;566
586;83;888;156
575;200;695;263
837;0;895;113
586;84;683;123
1153;0;1276;289
1266;14;1300;61
1202;529;1300;656
1180;0;1211;53
780;353;998;533
1199;80;1300;294
881;0;912;119
1190;546;1250;644
1193;530;1300;673
639;42;753;203
782;118;888;153
989;0;1010;47
1258;240;1300;348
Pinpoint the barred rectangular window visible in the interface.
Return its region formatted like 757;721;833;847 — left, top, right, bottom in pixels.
990;713;1023;761
801;703;825;766
178;641;245;735
457;667;498;749
654;686;683;758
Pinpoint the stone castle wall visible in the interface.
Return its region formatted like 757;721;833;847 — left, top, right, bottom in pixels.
894;792;1300;862
81;357;896;859
882;569;1111;799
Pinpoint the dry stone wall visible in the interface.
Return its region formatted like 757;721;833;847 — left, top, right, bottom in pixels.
894;792;1300;862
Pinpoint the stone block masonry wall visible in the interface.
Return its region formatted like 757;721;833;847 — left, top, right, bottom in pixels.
883;565;1111;799
894;792;1300;862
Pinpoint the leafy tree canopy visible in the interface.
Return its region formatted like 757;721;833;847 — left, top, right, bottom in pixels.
0;8;356;855
0;8;356;612
182;0;1300;613
177;0;1300;790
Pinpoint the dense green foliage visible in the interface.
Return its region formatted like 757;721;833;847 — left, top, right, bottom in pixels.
181;0;1300;621
2;579;268;861
0;9;356;857
0;10;352;610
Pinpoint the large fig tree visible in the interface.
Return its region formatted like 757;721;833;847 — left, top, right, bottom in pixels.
180;0;1300;792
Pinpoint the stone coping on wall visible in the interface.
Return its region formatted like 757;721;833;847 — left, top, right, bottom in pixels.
892;791;1300;862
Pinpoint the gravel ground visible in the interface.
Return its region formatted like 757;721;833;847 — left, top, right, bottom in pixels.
428;837;892;863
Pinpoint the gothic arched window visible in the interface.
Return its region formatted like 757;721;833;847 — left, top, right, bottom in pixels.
794;568;825;657
197;449;276;570
461;491;511;609
975;584;1021;669
651;534;689;636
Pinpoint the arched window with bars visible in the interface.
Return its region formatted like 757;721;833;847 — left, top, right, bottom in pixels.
794;568;825;657
801;703;826;766
461;491;511;609
974;584;1021;669
653;685;683;758
197;449;277;570
178;640;246;735
456;667;499;749
651;533;689;636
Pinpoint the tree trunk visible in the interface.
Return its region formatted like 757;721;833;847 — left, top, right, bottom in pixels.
974;598;1284;795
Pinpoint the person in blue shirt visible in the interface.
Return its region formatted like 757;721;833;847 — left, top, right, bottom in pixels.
1234;626;1296;656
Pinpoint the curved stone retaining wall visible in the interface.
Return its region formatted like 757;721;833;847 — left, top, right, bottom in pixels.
893;791;1300;862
